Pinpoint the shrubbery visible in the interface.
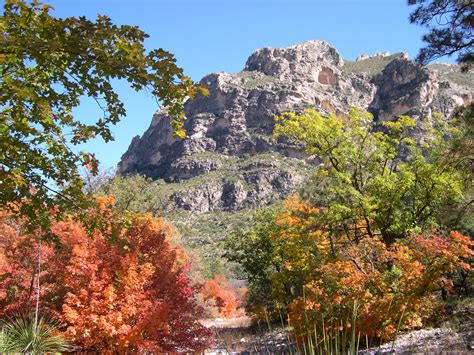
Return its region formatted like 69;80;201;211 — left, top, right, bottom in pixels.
0;197;211;352
227;108;473;349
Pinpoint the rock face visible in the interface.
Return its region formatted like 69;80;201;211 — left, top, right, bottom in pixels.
119;40;472;213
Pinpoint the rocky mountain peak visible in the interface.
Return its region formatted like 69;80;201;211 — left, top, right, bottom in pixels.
244;40;343;82
118;40;472;215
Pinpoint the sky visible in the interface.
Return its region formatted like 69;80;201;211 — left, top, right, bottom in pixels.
39;0;442;169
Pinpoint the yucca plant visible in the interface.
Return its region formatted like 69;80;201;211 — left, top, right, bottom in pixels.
0;314;69;353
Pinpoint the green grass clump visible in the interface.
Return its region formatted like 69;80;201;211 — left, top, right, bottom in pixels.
0;315;69;353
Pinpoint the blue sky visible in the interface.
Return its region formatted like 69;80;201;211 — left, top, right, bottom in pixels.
43;0;438;169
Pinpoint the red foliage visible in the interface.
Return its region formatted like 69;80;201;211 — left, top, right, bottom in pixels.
201;275;245;318
0;200;211;352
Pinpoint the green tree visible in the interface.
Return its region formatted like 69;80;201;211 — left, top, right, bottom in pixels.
0;0;206;235
408;0;473;70
439;103;474;236
98;174;166;213
230;109;471;322
224;208;282;312
273;108;466;245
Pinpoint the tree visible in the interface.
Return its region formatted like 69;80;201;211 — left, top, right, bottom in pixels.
226;195;473;342
408;0;473;70
201;275;245;318
225;198;327;315
438;104;474;236
290;230;473;342
224;208;282;313
98;174;166;213
0;0;207;235
273;108;466;245
0;198;211;352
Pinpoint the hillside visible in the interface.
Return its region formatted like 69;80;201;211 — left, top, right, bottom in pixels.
117;40;472;272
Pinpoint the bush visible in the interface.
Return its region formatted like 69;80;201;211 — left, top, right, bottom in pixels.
0;197;211;352
201;275;246;318
290;231;473;341
228;195;473;345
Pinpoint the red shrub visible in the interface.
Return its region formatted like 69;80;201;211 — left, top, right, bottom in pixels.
201;275;245;318
0;200;211;352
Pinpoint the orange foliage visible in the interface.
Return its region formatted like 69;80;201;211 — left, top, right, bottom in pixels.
201;275;245;318
258;196;473;340
0;203;211;352
288;231;473;340
270;196;329;304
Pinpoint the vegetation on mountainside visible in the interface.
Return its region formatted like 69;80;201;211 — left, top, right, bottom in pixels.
342;53;407;76
428;63;474;90
226;108;473;351
102;153;310;210
228;71;281;89
343;54;474;90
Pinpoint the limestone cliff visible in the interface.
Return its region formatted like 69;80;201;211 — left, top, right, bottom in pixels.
118;40;472;214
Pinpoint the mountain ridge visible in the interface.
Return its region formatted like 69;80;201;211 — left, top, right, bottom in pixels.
116;40;472;274
119;40;472;214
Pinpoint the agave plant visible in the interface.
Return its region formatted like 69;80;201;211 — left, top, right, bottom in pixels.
0;314;69;353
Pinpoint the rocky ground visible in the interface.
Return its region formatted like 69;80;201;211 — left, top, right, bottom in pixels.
372;327;473;354
205;321;295;355
205;325;473;354
204;300;474;354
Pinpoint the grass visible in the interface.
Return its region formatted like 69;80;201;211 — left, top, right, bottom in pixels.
428;63;474;90
293;300;362;355
342;53;407;76
209;305;364;354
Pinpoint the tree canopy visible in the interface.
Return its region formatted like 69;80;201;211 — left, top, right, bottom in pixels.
273;108;467;245
226;109;473;347
0;197;212;352
408;0;473;70
0;0;206;235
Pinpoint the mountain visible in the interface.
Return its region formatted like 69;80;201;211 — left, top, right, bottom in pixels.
117;40;472;272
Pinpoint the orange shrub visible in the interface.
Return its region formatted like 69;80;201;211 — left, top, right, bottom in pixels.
201;275;245;318
0;201;211;352
289;231;473;340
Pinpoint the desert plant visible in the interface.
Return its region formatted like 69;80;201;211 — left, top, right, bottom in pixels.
0;314;68;353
